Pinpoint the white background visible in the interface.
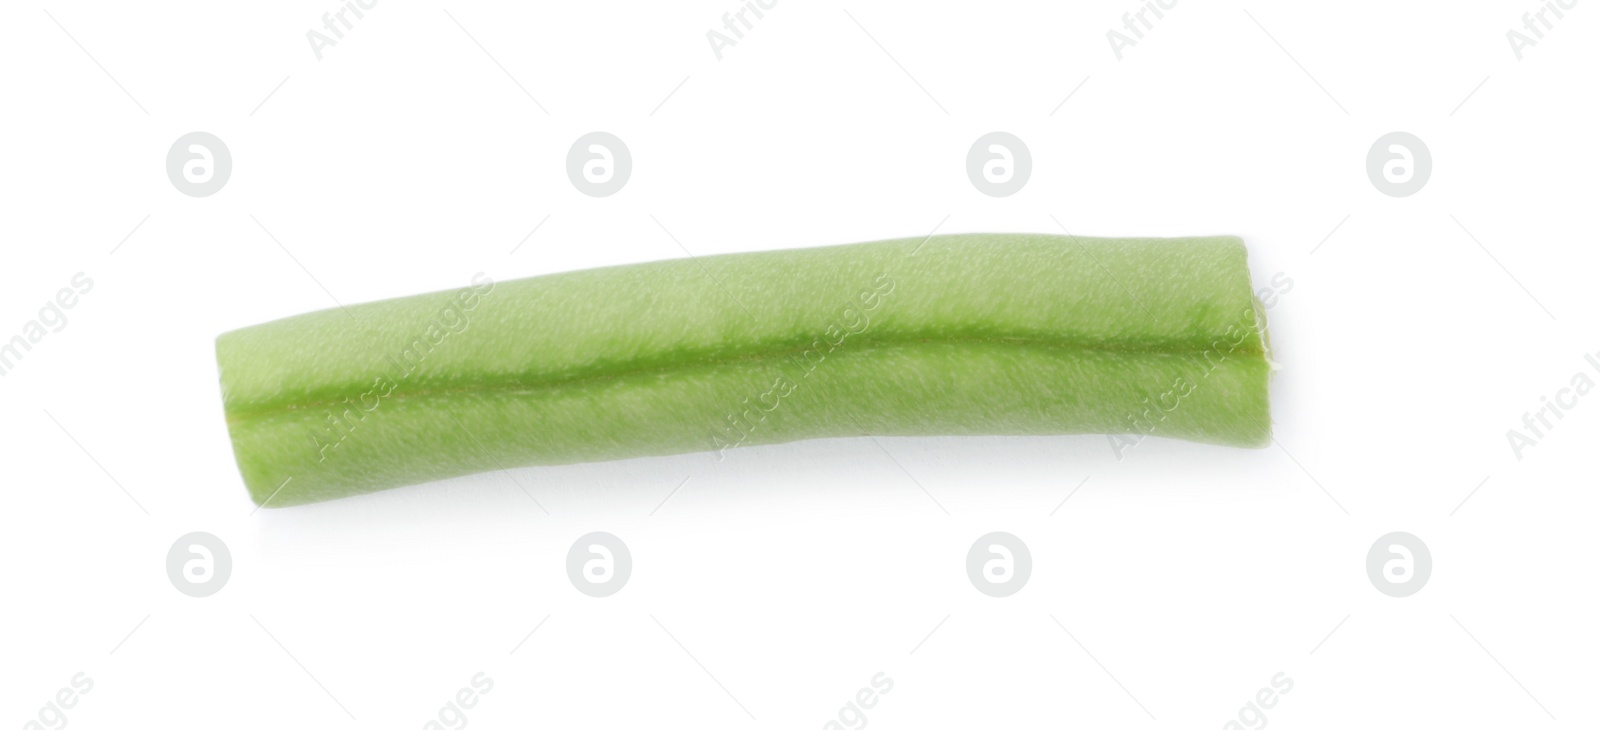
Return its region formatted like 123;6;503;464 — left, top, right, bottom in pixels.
2;1;1596;728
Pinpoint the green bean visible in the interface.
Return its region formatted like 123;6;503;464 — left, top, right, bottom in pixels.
217;233;1273;507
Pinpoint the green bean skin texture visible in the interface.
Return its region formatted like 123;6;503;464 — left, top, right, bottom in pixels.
218;233;1273;507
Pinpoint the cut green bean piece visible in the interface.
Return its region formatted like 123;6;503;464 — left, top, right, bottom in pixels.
217;233;1273;507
